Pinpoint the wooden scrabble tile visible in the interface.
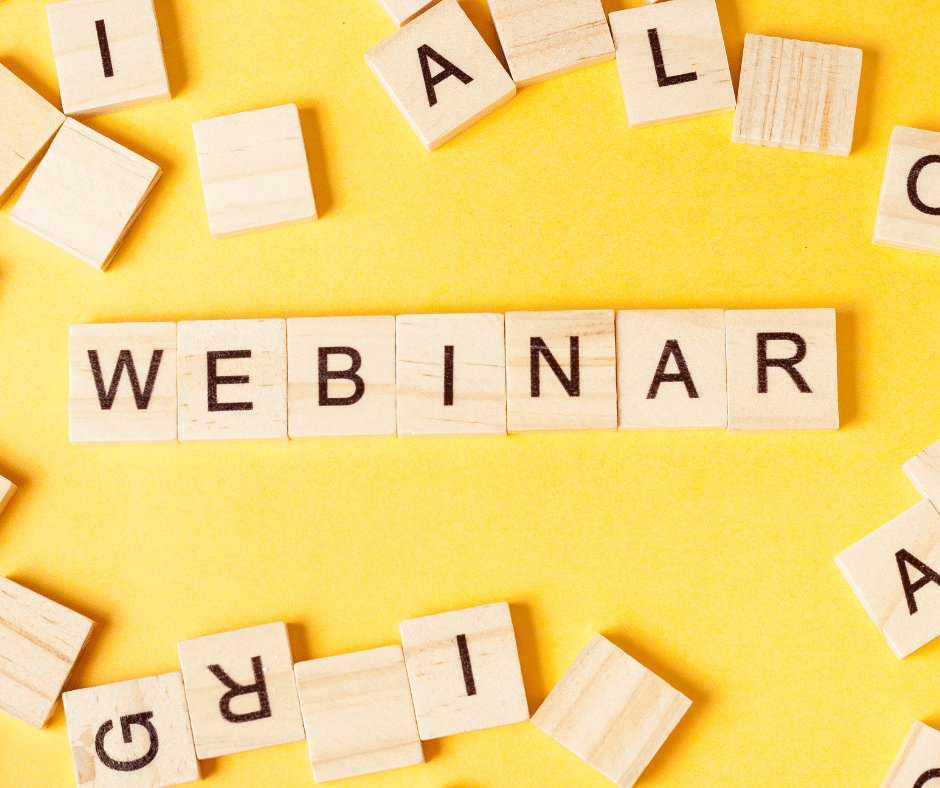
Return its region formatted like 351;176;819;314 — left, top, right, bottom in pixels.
880;722;940;788
616;310;726;430
0;64;65;205
905;438;940;506
365;0;516;151
69;323;177;445
609;0;735;129
488;0;614;86
396;313;506;437
873;126;940;256
399;601;528;740
177;622;304;759
375;0;443;27
295;645;423;781
531;633;691;788
725;308;838;432
177;319;287;442
0;475;16;517
732;34;862;156
505;310;617;433
0;577;95;728
836;500;940;659
47;0;170;116
287;316;396;439
192;104;317;239
63;672;199;788
9;118;161;270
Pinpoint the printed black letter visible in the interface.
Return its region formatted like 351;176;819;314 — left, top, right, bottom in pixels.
907;155;940;216
96;20;114;78
208;655;272;724
915;769;940;788
88;349;163;410
756;333;811;394
647;340;698;399
530;337;580;397
896;549;940;615
444;345;455;406
647;29;697;87
456;634;476;696
318;347;365;406
95;712;159;772
207;350;253;412
418;44;473;107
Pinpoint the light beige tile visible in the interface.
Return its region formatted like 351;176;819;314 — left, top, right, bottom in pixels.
375;0;443;27
905;438;940;507
880;721;940;788
0;475;16;517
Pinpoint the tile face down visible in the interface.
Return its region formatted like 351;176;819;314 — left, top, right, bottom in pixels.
609;0;735;129
366;0;516;151
375;0;443;27
531;633;691;788
880;722;940;788
63;672;200;788
905;438;940;507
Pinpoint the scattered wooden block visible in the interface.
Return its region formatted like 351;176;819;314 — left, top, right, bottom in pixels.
873;126;940;256
177;622;304;759
287;316;396;439
375;0;443;27
880;721;940;788
69;323;177;445
609;0;735;129
177;319;287;442
732;34;862;156
295;645;424;781
617;309;726;430
63;672;200;788
9;118;161;270
0;475;16;517
192;104;317;239
0;64;65;205
396;313;506;437
725;308;838;432
399;601;528;739
365;0;516;151
46;0;170;116
836;500;940;659
488;0;614;86
0;577;95;728
905;438;940;507
505;310;617;433
531;633;691;788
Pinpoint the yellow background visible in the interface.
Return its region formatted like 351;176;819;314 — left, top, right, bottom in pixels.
0;0;936;785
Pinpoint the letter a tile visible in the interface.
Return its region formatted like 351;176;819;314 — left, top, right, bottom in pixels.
880;722;940;788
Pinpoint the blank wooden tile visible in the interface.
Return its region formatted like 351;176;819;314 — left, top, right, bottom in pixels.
0;475;16;517
375;0;443;27
0;577;94;728
47;0;170;116
70;323;177;445
192;104;317;239
0;64;64;204
9;118;161;270
836;500;940;659
177;319;287;442
63;672;199;788
295;645;423;782
396;313;506;437
532;633;690;788
609;0;735;129
905;438;940;506
488;0;614;86
287;316;396;439
732;34;862;156
505;310;617;433
617;310;726;430
399;601;528;740
178;622;304;759
725;308;838;432
880;722;940;788
366;0;516;151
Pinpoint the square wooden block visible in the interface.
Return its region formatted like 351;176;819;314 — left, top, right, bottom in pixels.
287;316;396;439
905;438;940;506
9;118;161;270
177;622;304;759
609;0;735;129
836;500;940;659
488;0;614;86
375;0;443;27
880;722;940;788
47;0;170;116
532;633;691;788
0;577;95;728
192;104;317;239
505;310;617;433
366;0;516;151
63;672;199;788
396;313;506;437
725;308;838;432
617;310;726;430
732;34;862;156
0;64;64;204
399;601;529;739
0;475;16;517
70;323;177;445
177;319;287;442
295;645;423;782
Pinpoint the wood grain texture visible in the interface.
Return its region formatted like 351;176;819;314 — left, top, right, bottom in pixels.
295;645;424;782
532;633;690;788
905;438;940;507
879;721;940;788
732;34;862;156
0;577;95;729
374;0;444;27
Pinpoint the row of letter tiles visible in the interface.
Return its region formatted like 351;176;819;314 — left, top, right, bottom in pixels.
68;309;840;444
